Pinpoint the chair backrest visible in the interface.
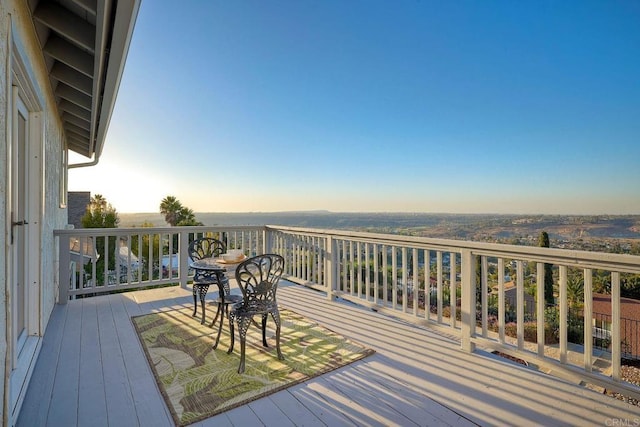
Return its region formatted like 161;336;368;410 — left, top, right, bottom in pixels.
235;254;284;308
188;237;227;261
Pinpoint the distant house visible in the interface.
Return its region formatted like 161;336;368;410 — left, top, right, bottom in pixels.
69;236;98;277
492;281;537;318
591;294;640;360
68;191;91;229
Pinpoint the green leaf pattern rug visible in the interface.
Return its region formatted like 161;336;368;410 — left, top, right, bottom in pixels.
132;308;374;426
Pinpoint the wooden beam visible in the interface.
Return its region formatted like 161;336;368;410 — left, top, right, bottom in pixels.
62;113;90;131
65;123;91;139
56;83;92;111
59;100;91;122
34;2;96;53
43;35;94;77
51;62;93;96
72;0;98;15
67;136;90;157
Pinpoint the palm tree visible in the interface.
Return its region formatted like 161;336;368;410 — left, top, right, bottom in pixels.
567;274;584;310
176;206;203;226
159;196;183;226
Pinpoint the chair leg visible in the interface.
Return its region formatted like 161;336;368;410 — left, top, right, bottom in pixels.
236;316;252;374
272;311;284;361
192;288;198;317
227;315;235;354
199;288;207;325
238;338;246;374
209;303;222;328
262;314;268;347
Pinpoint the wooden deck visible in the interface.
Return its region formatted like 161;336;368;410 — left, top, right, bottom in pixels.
17;281;639;427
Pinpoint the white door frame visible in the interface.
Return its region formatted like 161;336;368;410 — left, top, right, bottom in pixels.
6;24;44;423
11;89;30;362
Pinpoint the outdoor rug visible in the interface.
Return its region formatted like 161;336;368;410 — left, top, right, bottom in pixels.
131;307;375;426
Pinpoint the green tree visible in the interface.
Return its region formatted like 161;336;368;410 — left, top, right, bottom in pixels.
176;206;203;226
593;273;611;294
567;272;584;310
81;194;119;283
159;196;203;226
130;221;160;280
621;275;640;299
160;196;183;226
81;194;119;228
538;231;554;306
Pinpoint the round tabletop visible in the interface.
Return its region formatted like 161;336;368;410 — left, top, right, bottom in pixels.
190;258;225;271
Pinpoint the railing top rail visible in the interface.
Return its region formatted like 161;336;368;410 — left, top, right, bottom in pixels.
267;225;640;273
53;224;640;273
54;225;266;237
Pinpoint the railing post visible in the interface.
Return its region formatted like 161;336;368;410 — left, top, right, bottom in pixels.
460;249;476;352
536;262;545;357
611;271;621;381
58;233;70;304
325;236;336;300
264;227;271;255
179;231;189;289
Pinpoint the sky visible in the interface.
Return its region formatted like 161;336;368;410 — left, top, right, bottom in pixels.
69;0;640;215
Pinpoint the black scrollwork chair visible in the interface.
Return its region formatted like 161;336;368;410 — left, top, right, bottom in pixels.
227;254;285;373
188;237;242;325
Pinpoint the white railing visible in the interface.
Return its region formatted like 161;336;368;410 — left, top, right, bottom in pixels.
55;224;640;400
55;226;266;300
267;225;640;401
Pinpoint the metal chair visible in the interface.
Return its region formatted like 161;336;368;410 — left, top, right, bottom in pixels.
227;254;285;373
187;237;242;325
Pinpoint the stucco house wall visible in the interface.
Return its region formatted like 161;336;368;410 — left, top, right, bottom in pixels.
1;1;68;423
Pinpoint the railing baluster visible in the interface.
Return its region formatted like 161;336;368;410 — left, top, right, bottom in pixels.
382;245;388;307
437;252;443;323
341;240;347;293
349;241;355;296
584;268;593;372
103;234;109;287
450;252;457;329
373;243;379;304
612;271;621;381
392;246;398;310
559;265;568;364
536;262;545;356
498;258;505;344
517;260;524;350
481;256;488;337
413;248;419;316
365;243;371;302
402;247;408;312
425;249;430;321
356;241;362;297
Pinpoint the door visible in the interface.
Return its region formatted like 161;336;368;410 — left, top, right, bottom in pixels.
11;93;30;361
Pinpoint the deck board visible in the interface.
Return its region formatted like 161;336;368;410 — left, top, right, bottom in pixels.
266;390;328;427
46;299;81;427
17;281;640;427
97;295;139;426
108;294;173;427
78;297;108;427
16;302;67;427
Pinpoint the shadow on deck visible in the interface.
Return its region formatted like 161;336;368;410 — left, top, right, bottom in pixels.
17;281;639;426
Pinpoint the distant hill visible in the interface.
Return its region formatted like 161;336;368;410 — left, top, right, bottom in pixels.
118;212;640;242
